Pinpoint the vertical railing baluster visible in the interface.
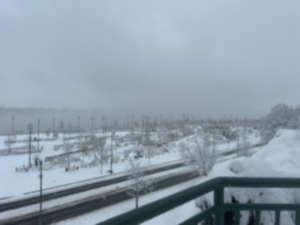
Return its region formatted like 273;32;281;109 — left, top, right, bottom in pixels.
205;217;210;225
234;210;240;225
214;187;224;225
255;210;260;225
275;210;280;225
296;210;300;225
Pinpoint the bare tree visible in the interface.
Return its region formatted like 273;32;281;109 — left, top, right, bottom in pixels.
180;134;216;176
91;135;107;174
63;127;73;170
239;127;250;157
63;137;72;170
127;158;154;209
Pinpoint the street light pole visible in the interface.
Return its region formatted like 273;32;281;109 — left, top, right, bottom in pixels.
77;115;80;133
236;132;240;157
91;116;95;134
35;158;43;225
110;131;114;174
28;124;33;168
37;119;40;152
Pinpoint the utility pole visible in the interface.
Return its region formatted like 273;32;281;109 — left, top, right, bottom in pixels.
236;132;240;157
101;116;104;136
37;119;40;152
102;116;107;134
109;131;114;174
142;115;145;130
77;115;80;133
28;124;33;168
91;116;95;134
99;119;101;133
126;115;129;130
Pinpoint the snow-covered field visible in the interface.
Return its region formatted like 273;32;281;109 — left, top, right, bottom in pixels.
61;129;300;225
0;127;261;224
0;128;260;199
0;131;180;199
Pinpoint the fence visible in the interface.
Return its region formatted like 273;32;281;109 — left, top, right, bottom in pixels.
96;177;300;225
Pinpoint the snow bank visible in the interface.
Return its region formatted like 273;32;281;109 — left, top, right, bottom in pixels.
253;129;300;174
196;129;300;225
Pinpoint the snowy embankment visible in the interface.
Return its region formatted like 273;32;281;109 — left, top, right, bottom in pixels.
197;129;300;225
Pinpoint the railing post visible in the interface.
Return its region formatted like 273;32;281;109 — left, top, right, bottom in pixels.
255;210;260;225
296;209;300;225
214;186;224;225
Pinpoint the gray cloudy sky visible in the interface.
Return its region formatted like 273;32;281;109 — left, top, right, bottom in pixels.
0;0;299;117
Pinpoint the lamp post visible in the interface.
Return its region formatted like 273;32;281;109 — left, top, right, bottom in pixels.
77;115;80;133
37;119;40;152
236;132;240;157
91;116;95;134
35;158;43;225
28;124;33;168
109;131;115;174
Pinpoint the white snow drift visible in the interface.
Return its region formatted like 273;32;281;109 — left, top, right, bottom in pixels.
196;129;300;225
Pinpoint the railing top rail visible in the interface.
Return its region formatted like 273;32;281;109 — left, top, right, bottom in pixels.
220;177;300;188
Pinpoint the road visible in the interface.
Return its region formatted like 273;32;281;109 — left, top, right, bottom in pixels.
1;172;198;225
0;161;184;212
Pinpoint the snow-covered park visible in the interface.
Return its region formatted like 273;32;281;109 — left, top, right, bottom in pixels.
0;127;260;199
86;129;300;225
0;125;262;224
55;128;300;225
1;106;299;225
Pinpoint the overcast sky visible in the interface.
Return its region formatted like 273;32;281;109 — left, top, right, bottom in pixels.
0;0;299;117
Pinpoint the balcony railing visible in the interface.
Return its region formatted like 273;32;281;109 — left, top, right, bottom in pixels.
96;177;300;225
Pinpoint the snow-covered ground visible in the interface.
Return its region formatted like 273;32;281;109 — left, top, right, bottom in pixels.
59;129;300;225
52;129;260;225
0;131;177;199
0;128;260;200
0;127;262;224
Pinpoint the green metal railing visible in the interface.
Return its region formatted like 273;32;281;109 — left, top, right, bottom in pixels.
96;177;300;225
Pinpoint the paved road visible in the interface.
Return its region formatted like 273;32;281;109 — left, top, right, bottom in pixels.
1;172;198;225
0;161;184;212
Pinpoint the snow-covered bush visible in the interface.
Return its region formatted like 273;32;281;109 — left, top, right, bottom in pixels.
260;104;300;142
179;134;216;176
